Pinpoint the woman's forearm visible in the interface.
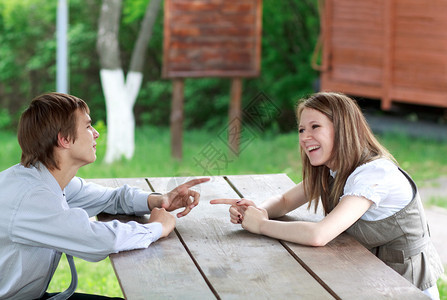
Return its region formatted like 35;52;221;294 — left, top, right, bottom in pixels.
257;196;373;246
260;182;308;219
259;194;288;218
259;219;330;246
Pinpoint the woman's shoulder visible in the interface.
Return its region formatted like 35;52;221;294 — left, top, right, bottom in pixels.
349;158;399;182
355;158;397;173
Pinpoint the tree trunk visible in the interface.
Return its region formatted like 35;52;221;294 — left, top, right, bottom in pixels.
100;69;140;162
97;0;162;163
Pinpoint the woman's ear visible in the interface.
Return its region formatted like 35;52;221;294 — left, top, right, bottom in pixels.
57;133;71;149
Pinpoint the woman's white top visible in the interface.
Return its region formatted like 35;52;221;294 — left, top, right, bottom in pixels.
332;159;441;296
333;158;413;221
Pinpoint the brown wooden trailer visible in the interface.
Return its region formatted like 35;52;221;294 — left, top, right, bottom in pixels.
315;0;447;110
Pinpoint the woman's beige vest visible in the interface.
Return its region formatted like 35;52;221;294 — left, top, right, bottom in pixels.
345;169;444;290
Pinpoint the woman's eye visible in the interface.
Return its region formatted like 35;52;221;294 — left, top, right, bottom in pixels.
298;128;304;133
312;124;320;129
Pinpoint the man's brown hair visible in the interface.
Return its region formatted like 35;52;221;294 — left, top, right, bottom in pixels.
18;92;90;170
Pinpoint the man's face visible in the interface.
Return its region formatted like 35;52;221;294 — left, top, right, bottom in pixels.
68;109;99;167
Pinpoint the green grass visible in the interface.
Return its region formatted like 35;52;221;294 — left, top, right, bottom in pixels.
47;256;122;297
377;132;447;185
76;126;304;182
439;274;447;300
427;196;447;210
1;126;447;298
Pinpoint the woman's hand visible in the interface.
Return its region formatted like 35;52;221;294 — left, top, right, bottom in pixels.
210;198;257;224
241;206;269;234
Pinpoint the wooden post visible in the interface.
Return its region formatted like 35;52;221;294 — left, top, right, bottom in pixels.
381;0;393;110
228;78;242;155
171;79;184;159
320;0;332;90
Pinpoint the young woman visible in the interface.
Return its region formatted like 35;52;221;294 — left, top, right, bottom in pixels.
211;92;444;299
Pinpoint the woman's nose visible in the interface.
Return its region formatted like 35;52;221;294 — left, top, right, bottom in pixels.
300;131;312;140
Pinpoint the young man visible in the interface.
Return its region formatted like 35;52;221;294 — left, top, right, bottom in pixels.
0;93;209;300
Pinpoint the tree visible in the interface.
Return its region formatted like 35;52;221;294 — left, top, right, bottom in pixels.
97;0;162;163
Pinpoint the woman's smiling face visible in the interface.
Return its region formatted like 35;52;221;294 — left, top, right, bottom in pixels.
298;108;335;169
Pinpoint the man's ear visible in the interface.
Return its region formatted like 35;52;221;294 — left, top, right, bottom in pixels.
57;133;71;149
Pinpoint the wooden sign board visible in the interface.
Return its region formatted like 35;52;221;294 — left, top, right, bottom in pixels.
162;0;262;78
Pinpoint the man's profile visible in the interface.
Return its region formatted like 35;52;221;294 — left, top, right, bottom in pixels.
0;92;208;299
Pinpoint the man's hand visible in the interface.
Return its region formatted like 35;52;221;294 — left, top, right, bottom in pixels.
148;178;210;218
148;208;175;238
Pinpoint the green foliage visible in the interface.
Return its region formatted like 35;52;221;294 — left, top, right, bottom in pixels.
0;130;20;169
0;0;56;109
0;0;320;133
93;119;108;152
122;0;150;24
0;0;103;121
0;109;12;129
134;80;171;126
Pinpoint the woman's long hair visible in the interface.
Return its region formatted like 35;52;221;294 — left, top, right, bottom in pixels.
296;92;396;215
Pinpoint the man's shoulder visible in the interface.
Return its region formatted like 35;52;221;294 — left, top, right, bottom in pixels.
0;164;44;191
0;163;21;174
1;163;39;177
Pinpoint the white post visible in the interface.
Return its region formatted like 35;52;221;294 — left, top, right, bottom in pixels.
56;0;68;93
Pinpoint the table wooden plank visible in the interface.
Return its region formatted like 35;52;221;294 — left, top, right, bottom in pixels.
148;176;334;299
225;173;325;222
284;235;428;300
87;178;215;300
226;174;428;299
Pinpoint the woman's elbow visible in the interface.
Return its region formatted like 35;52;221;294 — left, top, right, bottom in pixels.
306;228;331;247
308;237;328;247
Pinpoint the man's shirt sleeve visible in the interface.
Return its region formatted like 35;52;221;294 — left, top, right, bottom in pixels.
11;186;162;262
65;177;151;216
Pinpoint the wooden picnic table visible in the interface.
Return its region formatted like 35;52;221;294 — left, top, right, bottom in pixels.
90;174;428;300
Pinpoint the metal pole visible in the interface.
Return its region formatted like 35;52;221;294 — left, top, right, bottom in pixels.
56;0;68;93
